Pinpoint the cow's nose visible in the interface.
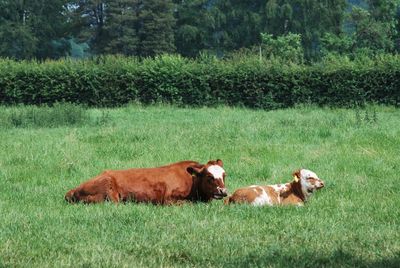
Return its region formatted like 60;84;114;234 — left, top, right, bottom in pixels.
219;188;228;197
319;181;325;188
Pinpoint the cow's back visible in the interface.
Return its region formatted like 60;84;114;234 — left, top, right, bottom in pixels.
110;161;198;201
66;160;199;204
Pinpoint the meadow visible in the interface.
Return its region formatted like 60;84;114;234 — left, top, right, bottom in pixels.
0;104;399;267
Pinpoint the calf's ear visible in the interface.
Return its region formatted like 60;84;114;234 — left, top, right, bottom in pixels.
292;169;301;182
216;159;223;167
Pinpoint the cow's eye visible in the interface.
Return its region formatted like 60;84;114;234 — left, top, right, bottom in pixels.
208;178;213;183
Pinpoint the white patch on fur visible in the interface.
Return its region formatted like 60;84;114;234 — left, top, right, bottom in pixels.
299;169;322;199
270;184;288;193
207;165;225;180
300;179;312;198
300;169;319;180
251;187;272;206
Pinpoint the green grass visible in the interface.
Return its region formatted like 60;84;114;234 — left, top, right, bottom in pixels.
0;104;399;267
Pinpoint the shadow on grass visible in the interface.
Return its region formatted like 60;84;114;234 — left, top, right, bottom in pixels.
226;249;400;268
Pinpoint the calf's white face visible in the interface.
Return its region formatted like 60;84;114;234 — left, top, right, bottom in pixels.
296;169;325;197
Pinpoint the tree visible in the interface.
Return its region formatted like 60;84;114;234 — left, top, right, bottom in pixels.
69;0;176;57
321;0;400;57
350;6;394;52
174;0;218;57
137;0;176;57
0;0;71;59
350;0;399;53
100;0;140;55
216;0;266;52
284;0;347;60
265;0;293;35
213;0;347;60
260;33;304;63
320;32;354;57
68;0;107;54
0;23;37;59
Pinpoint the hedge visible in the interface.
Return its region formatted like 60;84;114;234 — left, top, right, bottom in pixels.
0;55;399;108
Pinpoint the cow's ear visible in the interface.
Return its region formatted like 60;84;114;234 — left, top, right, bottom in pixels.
187;165;204;176
216;159;223;167
292;169;301;182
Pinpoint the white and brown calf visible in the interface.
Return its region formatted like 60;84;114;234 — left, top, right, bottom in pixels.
225;169;324;206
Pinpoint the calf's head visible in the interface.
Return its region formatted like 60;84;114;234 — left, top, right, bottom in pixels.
292;169;324;198
187;159;227;201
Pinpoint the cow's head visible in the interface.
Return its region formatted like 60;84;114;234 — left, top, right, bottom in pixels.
187;159;227;201
292;169;324;198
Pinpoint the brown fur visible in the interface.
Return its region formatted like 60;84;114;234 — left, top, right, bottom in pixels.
65;160;227;204
223;187;260;204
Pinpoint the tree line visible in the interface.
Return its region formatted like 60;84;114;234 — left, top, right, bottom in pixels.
0;0;399;61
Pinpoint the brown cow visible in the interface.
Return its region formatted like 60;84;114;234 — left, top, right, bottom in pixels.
65;159;227;204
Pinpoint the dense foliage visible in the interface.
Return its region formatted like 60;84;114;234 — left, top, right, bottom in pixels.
1;55;399;108
0;0;399;61
0;0;71;59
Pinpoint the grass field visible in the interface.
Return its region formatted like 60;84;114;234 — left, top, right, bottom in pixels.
0;104;399;267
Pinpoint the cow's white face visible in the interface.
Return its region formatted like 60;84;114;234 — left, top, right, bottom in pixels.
207;165;225;180
206;164;227;198
188;159;227;200
296;169;324;197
